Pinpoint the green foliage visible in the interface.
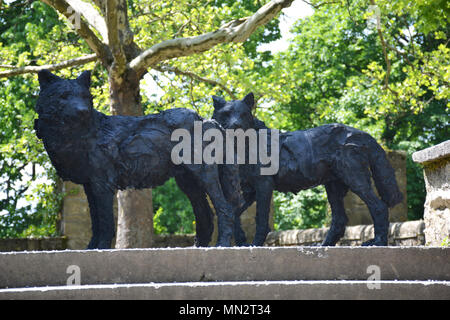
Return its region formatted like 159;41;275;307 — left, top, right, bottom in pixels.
152;178;194;234
394;141;426;221
273;187;329;230
261;0;448;229
0;0;98;238
137;0;283;117
442;237;450;247
0;61;61;237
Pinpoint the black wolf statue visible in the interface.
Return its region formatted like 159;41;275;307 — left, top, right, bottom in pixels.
34;69;241;249
212;92;403;246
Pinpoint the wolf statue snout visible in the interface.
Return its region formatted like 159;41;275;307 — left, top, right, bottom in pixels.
64;103;91;122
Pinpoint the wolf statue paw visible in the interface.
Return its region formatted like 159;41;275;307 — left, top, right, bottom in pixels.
362;238;388;246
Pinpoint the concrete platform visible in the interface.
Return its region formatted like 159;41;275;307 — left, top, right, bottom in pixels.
0;280;449;300
1;247;449;289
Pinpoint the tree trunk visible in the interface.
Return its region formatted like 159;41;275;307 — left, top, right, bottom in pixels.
116;188;153;248
109;68;154;248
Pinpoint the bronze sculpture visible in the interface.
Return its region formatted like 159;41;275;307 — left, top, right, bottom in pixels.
212;93;403;246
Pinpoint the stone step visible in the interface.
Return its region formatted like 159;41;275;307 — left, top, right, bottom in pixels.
0;280;449;300
1;247;449;289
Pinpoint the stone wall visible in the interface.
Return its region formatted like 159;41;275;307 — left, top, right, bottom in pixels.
413;140;450;246
0;235;193;251
344;150;408;225
150;220;426;248
0;220;425;251
0;237;67;252
152;234;195;248
265;220;425;247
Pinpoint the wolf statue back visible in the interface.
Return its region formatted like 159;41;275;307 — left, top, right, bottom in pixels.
34;70;241;249
212;93;403;246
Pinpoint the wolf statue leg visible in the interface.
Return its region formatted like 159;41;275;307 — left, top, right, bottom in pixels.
84;182;115;249
219;165;250;247
232;190;256;246
322;180;349;246
252;177;274;246
84;184;100;249
206;183;234;247
336;146;389;246
175;174;214;247
354;188;389;246
192;168;234;247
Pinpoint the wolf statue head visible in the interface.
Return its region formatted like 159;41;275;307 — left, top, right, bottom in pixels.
212;92;255;131
35;70;94;138
34;70;96;183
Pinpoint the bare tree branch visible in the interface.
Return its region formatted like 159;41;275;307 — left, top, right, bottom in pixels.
376;26;391;90
154;64;238;100
129;0;294;76
0;54;97;78
40;0;111;65
65;0;108;41
300;0;341;9
369;0;391;90
106;0;127;75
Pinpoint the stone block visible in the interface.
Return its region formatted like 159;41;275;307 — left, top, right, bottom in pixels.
412;140;450;164
1;246;449;290
413;140;450;246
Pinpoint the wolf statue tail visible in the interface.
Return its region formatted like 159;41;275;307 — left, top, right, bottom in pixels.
368;139;404;208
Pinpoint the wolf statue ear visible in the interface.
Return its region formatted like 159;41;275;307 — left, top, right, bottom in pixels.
77;70;91;89
242;92;255;110
212;95;226;110
38;69;61;88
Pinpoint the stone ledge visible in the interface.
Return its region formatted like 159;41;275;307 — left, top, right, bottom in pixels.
265;220;425;247
412;140;450;164
1;247;449;290
1;280;449;300
0;220;424;252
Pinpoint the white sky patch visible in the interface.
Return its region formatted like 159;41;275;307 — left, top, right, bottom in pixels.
0;162;51;215
258;0;314;53
16;163;50;210
142;69;167;101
